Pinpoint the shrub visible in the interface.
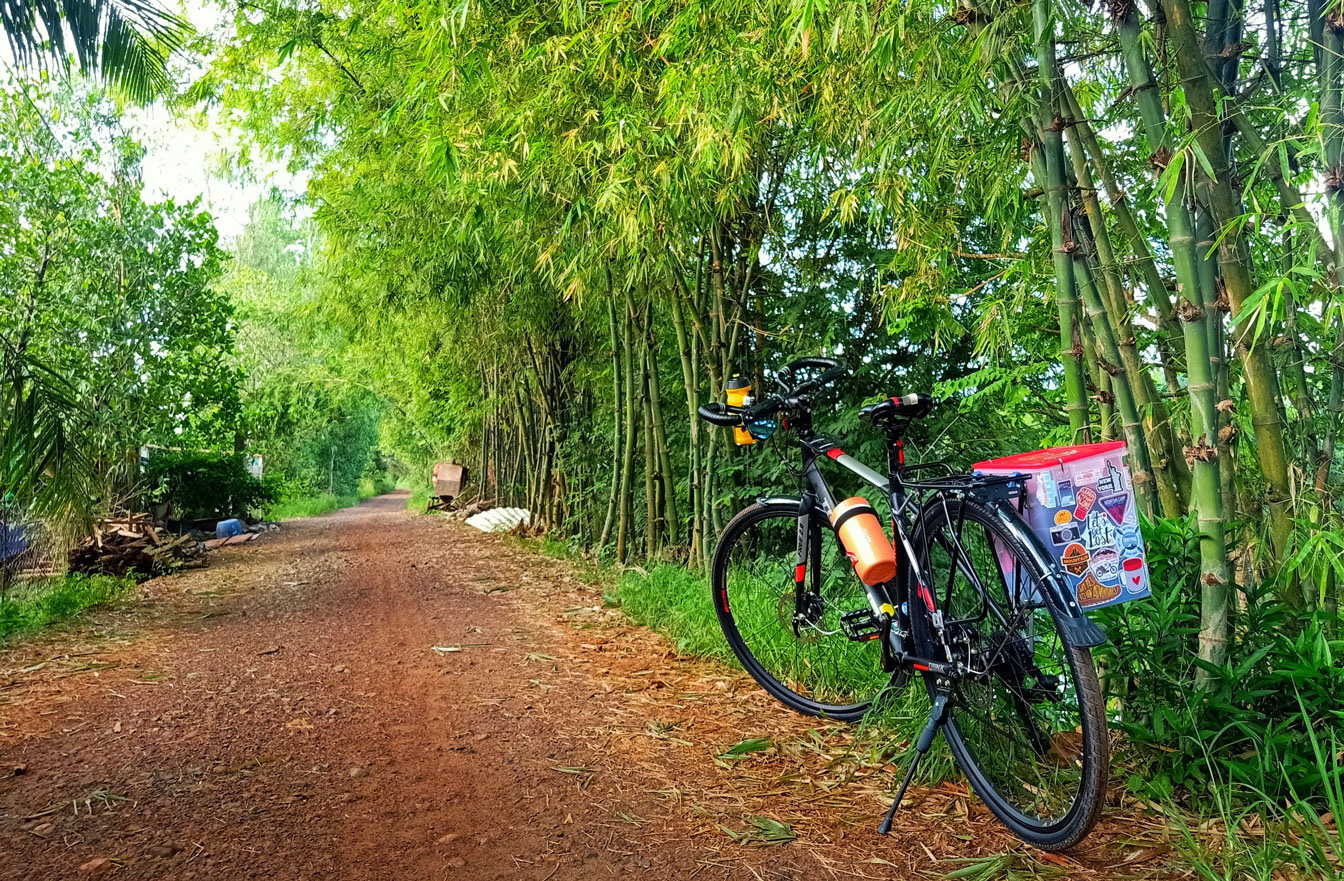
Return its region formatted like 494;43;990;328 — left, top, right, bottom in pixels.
143;450;273;521
265;492;361;520
0;573;135;641
616;563;736;663
1096;514;1344;809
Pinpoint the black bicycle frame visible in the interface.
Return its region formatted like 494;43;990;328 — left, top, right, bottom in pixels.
783;418;1105;680
786;428;965;678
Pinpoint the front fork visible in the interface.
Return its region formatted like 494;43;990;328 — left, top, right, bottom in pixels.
794;492;890;622
790;495;822;634
792;486;960;680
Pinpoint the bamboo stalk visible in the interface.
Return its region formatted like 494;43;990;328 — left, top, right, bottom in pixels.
1079;310;1114;440
1110;0;1231;681
1063;85;1185;396
1166;0;1296;571
668;257;703;563
1034;0;1091;442
1074;249;1158;518
646;342;678;546
1064;116;1183;516
1264;0;1283;88
599;291;621;547
617;289;638;564
1319;12;1344;499
641;328;656;556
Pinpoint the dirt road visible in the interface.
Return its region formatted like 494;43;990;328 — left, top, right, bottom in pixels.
0;493;1162;879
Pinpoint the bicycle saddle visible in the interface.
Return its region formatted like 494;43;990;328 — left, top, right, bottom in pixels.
859;393;935;423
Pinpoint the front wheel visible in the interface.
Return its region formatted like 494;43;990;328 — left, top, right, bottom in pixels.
711;500;896;721
908;496;1108;850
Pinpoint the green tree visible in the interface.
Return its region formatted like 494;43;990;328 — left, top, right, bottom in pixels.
0;84;233;524
220;192;387;500
197;0;1343;690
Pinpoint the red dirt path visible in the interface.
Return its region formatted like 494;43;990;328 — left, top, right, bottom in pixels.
0;492;1173;880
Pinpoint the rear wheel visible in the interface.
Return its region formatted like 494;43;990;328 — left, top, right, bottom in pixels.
711;500;895;721
908;496;1107;850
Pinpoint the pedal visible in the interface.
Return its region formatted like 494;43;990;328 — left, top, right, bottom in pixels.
840;608;882;642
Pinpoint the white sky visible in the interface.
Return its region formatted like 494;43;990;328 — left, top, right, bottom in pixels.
131;0;306;242
0;0;304;242
132;100;306;242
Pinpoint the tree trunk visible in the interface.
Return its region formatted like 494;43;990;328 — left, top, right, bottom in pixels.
668;287;701;566
616;290;638;564
1033;2;1090;442
599;292;621;548
1165;0;1295;571
645;322;678;546
640;321;657;556
1064;116;1182;516
1074;252;1158;518
1319;13;1344;499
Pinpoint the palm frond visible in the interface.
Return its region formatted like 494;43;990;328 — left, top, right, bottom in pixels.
0;0;192;102
0;347;92;525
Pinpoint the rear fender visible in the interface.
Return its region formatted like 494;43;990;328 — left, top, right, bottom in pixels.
990;502;1108;647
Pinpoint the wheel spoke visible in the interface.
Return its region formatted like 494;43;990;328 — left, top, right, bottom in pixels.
717;506;888;713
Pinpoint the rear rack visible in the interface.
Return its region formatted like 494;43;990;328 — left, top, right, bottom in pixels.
896;466;1027;503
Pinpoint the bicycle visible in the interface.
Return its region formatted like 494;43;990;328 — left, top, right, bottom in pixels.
697;356;1109;850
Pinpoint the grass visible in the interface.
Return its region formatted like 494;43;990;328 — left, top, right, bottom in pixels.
512;539;948;775
507;537;1344;879
616;563;736;663
405;486;431;512
612;560;954;781
1155;696;1344;881
0;573;136;641
266;477;395;521
265;492;363;520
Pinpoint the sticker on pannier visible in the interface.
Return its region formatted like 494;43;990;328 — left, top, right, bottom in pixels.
974;441;1150;611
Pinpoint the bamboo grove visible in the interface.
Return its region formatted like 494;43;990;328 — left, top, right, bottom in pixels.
202;0;1343;681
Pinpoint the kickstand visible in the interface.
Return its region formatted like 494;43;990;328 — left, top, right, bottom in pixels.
878;690;950;835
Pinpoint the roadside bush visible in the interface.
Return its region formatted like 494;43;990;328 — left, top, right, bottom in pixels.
359;474;397;497
143;450;273;521
616;564;735;663
265;492;361;520
1097;515;1344;809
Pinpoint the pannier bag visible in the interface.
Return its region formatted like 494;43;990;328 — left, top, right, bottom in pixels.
974;441;1151;610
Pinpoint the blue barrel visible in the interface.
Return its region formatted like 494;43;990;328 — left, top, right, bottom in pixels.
0;521;27;562
216;518;244;539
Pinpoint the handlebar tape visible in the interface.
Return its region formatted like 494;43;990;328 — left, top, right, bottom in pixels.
697;403;745;426
784;356;842;372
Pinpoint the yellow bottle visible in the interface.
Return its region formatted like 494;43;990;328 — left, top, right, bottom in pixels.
830;497;896;585
725;375;755;446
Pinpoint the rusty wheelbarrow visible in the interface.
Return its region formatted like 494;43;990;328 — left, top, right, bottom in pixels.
427;461;468;512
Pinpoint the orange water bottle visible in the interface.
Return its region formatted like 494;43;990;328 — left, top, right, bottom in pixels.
725;374;755;446
830;497;896;585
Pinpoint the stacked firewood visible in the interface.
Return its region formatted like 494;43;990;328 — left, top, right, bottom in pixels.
444;499;495;521
67;514;207;577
